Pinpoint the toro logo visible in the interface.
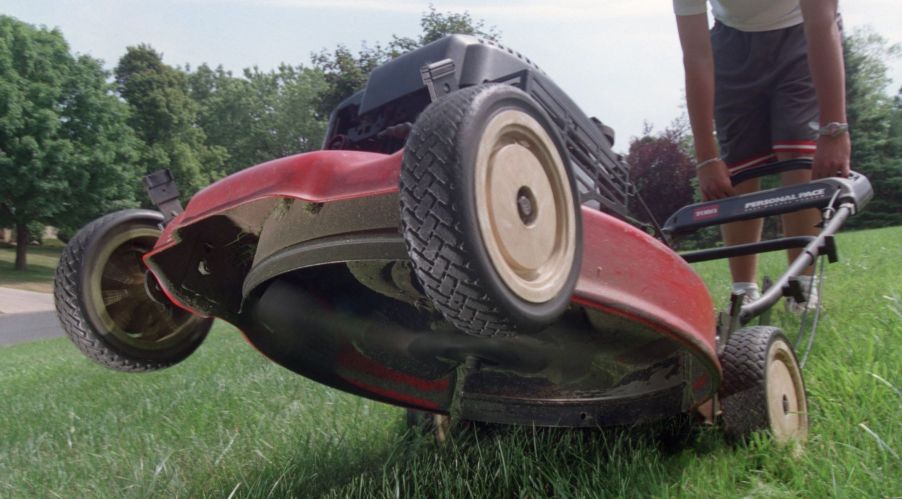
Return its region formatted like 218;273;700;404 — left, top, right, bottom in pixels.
693;205;720;221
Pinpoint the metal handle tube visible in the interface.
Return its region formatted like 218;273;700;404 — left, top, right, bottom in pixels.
739;203;853;324
680;236;816;263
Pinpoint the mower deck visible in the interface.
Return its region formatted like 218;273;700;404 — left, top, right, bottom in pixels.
143;148;717;427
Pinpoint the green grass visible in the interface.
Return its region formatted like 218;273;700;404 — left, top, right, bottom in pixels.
0;242;62;293
1;227;900;498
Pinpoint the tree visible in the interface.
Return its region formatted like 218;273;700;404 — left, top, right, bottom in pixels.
115;45;227;197
310;44;383;118
389;6;500;52
189;63;327;173
311;5;500;117
626;124;696;228
842;28;902;228
0;16;141;270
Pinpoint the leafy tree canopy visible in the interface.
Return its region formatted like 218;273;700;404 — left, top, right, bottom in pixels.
188;63;327;173
0;16;140;270
311;5;500;116
627;123;695;229
389;5;501;53
115;45;227;197
842;28;902;229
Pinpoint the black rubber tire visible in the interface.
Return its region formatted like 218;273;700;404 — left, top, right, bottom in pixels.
53;209;212;372
719;326;808;442
400;84;582;338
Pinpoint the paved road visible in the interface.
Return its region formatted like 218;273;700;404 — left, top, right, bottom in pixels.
0;311;64;346
0;287;64;346
0;287;54;314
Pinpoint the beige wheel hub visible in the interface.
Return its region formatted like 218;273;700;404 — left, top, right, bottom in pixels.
766;339;809;443
474;109;577;303
88;227;198;350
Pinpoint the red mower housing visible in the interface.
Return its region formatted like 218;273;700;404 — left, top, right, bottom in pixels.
141;147;718;427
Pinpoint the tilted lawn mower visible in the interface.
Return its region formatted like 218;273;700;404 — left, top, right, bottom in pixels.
54;35;872;443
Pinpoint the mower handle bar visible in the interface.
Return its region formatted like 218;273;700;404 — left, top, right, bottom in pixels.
665;170;873;325
738;201;852;323
663;170;872;238
730;157;813;186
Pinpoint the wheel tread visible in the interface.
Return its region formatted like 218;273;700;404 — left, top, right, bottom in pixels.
53;210;208;372
400;86;515;338
719;326;794;439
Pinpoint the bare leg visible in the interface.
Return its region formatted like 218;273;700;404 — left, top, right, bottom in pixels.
722;178;763;283
777;153;820;276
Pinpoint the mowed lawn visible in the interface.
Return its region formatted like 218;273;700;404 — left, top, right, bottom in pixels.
1;227;899;498
0;243;62;294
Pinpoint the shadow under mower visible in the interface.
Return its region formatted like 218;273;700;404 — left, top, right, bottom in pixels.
53;35;872;445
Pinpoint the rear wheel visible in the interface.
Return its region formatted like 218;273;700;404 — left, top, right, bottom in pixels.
54;209;211;371
400;85;582;338
719;326;808;443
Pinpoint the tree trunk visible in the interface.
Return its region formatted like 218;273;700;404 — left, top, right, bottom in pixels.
15;222;28;272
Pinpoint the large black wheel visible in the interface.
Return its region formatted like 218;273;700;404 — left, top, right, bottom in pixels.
719;326;808;443
54;209;212;372
400;84;582;338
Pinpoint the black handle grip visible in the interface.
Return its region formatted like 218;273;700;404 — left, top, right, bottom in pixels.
730;158;813;186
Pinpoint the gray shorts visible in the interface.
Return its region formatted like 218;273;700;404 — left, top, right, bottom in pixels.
712;21;819;179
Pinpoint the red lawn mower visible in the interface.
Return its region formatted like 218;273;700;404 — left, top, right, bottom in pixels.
54;35;872;443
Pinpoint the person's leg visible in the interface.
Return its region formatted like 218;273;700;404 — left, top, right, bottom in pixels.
777;152;822;312
777;153;820;275
721;177;763;284
711;23;774;293
770;22;824;310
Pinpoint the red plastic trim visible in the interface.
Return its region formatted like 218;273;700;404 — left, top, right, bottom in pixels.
573;207;719;369
181;149;402;227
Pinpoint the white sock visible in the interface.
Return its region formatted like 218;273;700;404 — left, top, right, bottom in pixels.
732;282;760;299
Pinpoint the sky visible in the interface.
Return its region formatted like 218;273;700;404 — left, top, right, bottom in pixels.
1;0;900;148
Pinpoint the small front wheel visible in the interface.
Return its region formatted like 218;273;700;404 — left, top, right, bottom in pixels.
719;326;808;443
54;209;211;372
